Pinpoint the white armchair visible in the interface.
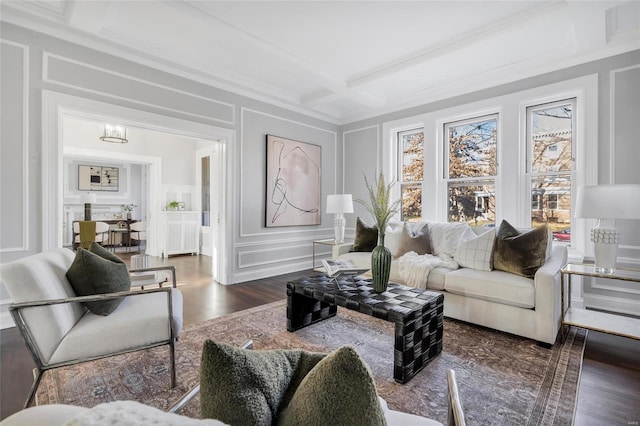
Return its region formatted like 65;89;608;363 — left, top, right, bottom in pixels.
1;248;183;409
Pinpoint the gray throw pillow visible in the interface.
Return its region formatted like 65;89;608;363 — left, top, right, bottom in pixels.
65;242;132;315
396;222;432;257
493;220;548;278
200;340;326;426
278;345;386;426
350;217;378;252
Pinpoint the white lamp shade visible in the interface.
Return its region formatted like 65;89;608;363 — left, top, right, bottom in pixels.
575;184;640;219
81;193;97;204
326;194;353;214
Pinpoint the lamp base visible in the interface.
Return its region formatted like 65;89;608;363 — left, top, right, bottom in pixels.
333;213;346;244
591;227;619;274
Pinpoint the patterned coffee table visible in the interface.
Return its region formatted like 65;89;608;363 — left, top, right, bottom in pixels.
286;274;444;384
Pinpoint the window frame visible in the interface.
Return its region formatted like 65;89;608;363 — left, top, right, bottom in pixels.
443;113;499;226
525;97;577;243
397;127;425;221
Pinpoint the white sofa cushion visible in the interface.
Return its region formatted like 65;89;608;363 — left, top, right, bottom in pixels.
454;228;496;271
444;268;535;309
49;288;183;365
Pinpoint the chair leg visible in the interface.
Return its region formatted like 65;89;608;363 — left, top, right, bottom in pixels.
24;368;44;409
169;339;176;388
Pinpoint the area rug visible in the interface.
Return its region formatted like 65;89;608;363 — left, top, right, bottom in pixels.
36;300;586;425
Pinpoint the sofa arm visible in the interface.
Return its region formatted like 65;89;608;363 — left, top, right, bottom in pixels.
332;243;353;259
533;244;568;343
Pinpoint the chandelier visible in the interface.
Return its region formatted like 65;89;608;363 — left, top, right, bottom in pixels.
100;124;128;143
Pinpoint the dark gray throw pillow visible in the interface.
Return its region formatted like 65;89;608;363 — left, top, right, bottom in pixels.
65;242;131;315
350;217;378;252
200;340;326;426
493;220;548;278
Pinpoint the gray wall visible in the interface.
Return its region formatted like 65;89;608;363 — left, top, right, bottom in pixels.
340;50;640;315
0;23;339;289
1;21;638;316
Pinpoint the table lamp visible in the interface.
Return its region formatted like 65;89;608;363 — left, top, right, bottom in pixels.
81;193;97;221
326;194;353;244
575;184;640;273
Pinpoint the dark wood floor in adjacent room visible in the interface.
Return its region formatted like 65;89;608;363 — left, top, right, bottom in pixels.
1;253;639;424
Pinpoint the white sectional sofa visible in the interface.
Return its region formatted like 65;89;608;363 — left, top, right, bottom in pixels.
333;221;568;345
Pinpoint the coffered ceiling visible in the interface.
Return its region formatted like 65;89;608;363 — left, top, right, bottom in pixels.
2;1;639;124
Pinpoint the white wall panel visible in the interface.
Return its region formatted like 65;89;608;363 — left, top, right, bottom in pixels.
0;40;28;253
44;53;235;125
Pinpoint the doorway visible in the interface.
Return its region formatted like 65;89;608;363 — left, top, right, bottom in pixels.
43;91;235;284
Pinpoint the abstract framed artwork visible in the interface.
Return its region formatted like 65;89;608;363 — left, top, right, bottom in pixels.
265;134;321;227
78;165;119;191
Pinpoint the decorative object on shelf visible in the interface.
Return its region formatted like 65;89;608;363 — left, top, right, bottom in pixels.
78;165;119;191
166;201;180;211
326;194;353;244
355;173;401;292
575;184;640;274
265;134;321;227
100;123;128;144
121;203;137;220
178;202;186;211
81;193;97;221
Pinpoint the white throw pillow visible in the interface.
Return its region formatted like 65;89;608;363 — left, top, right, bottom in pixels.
454;228;496;271
384;225;404;257
426;221;471;258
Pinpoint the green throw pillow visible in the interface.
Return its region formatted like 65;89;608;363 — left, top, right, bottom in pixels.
200;340;326;426
278;345;386;426
493;220;548;278
65;242;132;315
350;217;378;252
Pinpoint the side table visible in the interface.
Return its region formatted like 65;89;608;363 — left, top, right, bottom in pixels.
560;263;640;341
312;239;341;273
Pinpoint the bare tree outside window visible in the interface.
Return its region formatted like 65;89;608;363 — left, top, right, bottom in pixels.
398;129;424;221
445;116;497;226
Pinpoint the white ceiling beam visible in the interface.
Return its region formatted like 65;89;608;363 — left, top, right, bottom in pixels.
347;1;568;89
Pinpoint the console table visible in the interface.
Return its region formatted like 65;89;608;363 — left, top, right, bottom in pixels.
287;275;444;384
560;263;640;341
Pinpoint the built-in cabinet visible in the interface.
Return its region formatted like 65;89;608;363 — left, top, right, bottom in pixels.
161;211;199;257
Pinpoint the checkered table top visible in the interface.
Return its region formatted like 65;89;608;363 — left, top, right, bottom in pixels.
289;275;443;323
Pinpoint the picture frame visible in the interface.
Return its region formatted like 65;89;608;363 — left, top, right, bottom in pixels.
178;202;185;211
78;165;119;191
265;134;321;227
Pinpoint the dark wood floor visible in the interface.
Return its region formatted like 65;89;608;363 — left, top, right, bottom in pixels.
2;254;639;424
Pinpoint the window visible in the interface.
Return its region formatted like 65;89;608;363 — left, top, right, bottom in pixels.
444;115;497;226
527;99;575;239
201;156;210;227
398;129;424;221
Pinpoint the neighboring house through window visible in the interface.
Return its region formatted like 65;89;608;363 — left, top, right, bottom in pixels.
527;98;576;240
